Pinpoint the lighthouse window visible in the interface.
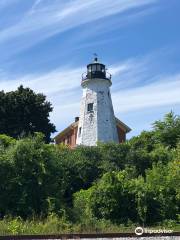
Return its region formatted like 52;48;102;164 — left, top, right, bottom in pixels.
87;103;94;112
92;65;96;72
102;66;105;72
88;66;92;72
97;65;101;71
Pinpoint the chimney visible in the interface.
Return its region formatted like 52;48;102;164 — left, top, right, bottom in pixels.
75;117;79;122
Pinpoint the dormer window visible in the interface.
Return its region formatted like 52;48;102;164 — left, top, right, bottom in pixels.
87;103;93;112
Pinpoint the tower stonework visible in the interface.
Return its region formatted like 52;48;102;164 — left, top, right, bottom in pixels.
76;57;119;146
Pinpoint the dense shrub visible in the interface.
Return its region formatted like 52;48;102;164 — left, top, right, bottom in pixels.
74;156;180;225
0;112;179;227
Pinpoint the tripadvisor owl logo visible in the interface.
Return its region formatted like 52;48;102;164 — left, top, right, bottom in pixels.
135;226;173;235
135;227;144;235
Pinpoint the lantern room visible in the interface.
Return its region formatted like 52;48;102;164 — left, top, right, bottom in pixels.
82;56;111;81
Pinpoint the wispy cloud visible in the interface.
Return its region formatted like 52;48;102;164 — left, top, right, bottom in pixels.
112;74;180;113
0;0;179;137
110;47;175;90
1;50;180;132
0;67;83;94
0;65;83;130
0;0;158;54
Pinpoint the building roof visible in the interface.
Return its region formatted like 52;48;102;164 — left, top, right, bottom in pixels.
54;117;131;141
54;121;78;141
115;117;131;133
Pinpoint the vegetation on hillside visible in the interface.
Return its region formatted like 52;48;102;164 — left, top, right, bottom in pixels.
0;112;179;234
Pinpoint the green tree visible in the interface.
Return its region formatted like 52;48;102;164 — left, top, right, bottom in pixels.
149;144;173;165
0;86;56;142
0;150;14;218
74;170;137;224
134;147;179;224
126;148;152;176
97;142;130;173
58;146;102;209
153;112;180;148
0;136;104;218
129;131;156;152
144;159;179;223
0;111;179;224
0;134;16;148
0;134;66;218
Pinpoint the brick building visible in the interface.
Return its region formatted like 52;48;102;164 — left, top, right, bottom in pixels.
54;117;131;148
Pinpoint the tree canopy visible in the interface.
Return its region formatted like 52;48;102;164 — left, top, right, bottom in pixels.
153;111;180;148
0;112;179;227
0;86;56;142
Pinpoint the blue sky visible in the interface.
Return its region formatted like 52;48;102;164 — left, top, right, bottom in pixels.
0;0;180;138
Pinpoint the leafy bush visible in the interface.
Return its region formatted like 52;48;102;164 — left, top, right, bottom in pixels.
0;112;179;229
74;156;180;225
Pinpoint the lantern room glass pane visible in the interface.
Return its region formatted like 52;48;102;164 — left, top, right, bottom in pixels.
97;64;101;71
92;65;96;72
88;66;91;72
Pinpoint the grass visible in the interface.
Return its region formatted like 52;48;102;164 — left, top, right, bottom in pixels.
0;215;179;235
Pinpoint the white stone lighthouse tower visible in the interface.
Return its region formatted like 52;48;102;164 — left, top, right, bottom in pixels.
76;56;119;146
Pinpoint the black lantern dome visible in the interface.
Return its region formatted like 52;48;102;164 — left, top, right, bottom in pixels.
82;56;111;82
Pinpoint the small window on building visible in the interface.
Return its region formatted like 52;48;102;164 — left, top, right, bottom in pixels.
87;103;94;112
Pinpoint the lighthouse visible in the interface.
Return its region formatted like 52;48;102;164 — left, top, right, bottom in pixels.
54;57;131;148
76;56;119;146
